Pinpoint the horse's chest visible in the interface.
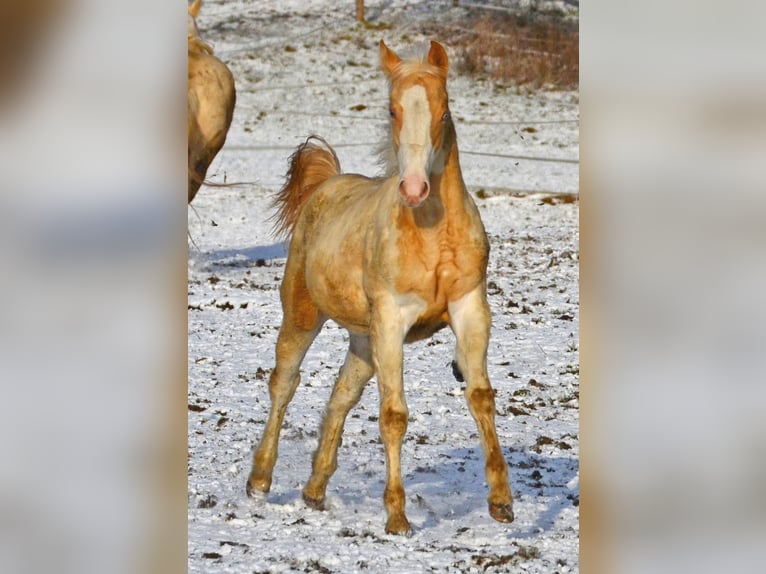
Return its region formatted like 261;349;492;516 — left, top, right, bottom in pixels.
398;263;460;342
419;260;457;300
396;245;483;338
399;238;483;293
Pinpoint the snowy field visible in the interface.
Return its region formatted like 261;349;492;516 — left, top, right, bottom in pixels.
188;1;579;572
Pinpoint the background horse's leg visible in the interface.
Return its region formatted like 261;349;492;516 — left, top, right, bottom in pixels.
247;263;324;496
449;286;515;523
371;301;413;535
303;334;374;509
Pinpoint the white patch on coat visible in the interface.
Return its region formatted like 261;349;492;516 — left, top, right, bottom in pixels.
448;287;484;335
395;293;427;339
448;286;488;374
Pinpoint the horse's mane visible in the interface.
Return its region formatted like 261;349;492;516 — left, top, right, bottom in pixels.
376;124;398;178
387;59;447;83
188;35;214;56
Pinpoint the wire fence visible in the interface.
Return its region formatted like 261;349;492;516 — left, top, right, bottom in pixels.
249;107;579;127
195;0;579;191
225;142;577;164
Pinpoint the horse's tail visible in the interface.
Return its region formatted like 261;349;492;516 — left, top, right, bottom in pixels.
271;135;341;238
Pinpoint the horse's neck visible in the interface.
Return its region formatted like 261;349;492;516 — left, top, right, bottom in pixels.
437;144;466;211
406;144;468;229
189;35;214;56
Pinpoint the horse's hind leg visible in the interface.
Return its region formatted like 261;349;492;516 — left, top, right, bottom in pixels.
449;286;514;523
247;267;324;497
303;334;374;509
246;319;321;496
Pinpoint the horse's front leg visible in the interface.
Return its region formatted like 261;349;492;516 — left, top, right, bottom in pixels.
449;285;514;523
370;298;418;535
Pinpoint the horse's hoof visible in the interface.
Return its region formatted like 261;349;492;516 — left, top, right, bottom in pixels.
385;514;412;536
489;502;515;523
302;492;325;511
246;477;270;499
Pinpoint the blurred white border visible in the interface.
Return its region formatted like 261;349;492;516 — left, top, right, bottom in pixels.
583;1;766;573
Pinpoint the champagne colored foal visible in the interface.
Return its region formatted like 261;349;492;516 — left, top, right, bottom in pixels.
247;40;514;535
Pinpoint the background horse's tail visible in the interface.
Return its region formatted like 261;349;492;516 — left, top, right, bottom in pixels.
271;135;341;237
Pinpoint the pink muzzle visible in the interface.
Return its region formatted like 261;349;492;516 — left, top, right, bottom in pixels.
398;174;430;207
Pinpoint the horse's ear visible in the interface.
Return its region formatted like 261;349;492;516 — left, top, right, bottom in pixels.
380;40;401;78
427;41;449;76
189;0;202;18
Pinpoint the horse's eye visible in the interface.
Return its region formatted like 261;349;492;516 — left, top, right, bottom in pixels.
442;111;451;122
389;108;396;118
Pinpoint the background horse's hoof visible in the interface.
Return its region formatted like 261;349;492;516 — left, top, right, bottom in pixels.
302;492;326;511
489;502;515;523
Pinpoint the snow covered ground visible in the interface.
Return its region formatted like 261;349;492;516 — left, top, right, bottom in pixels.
188;1;579;572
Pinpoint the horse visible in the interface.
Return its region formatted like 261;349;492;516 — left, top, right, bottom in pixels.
246;40;514;535
187;0;236;203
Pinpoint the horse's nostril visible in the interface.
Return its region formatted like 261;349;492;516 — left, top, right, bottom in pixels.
398;176;429;205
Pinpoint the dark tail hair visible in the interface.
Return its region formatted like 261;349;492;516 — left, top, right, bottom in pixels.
271;135;340;238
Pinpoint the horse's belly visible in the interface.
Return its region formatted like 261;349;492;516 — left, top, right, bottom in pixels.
405;316;449;343
306;262;370;333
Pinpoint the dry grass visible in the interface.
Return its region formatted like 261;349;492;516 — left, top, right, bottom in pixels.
447;10;578;90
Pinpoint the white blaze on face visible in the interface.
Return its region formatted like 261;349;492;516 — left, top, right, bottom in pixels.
397;85;434;207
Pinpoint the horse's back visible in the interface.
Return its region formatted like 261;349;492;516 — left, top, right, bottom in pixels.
301;174;390;236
